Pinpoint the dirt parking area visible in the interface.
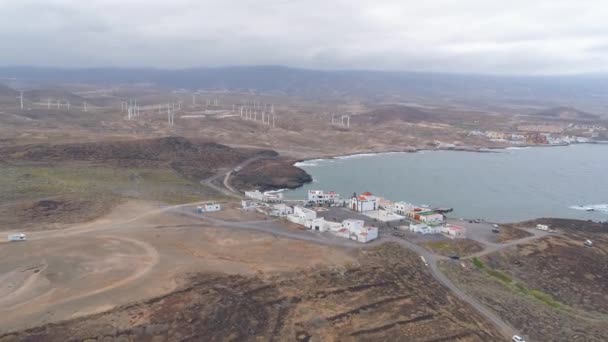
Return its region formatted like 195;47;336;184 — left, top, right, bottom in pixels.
0;200;356;333
1;244;503;342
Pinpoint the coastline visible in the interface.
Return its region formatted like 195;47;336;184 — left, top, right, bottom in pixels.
283;143;608;223
292;140;608;167
235;140;608;194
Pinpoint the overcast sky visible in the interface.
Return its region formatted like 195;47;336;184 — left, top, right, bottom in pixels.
1;0;607;74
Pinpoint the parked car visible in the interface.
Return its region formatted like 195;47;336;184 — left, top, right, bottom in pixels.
449;255;460;260
512;335;526;342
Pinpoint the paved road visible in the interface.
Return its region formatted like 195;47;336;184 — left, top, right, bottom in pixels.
176;202;556;340
382;234;517;338
194;168;528;340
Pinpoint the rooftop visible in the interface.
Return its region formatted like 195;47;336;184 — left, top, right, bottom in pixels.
417;211;440;216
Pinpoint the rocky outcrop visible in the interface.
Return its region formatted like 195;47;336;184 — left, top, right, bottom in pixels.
230;158;312;191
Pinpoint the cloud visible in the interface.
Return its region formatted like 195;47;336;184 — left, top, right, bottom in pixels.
1;0;608;74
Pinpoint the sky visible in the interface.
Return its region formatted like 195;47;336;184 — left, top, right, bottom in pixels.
1;0;608;74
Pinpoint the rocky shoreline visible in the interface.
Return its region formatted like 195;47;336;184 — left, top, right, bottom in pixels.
226;140;608;192
230;157;313;192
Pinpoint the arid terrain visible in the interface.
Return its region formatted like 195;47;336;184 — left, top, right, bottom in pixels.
441;219;608;342
0;243;503;342
0;77;607;342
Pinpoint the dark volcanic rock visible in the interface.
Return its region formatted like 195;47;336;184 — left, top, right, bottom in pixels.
230;158;312;191
0;136;275;180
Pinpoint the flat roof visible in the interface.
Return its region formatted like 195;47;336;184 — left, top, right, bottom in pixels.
417;211;440;216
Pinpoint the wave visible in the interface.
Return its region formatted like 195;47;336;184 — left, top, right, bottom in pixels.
335;153;379;160
569;204;608;213
505;147;531;150
294;158;326;167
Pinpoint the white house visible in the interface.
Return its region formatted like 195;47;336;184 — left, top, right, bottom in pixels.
350;192;378;213
307;217;328;231
342;219;365;231
197;203;221;213
270;204;293;217
335;219;378;243
536;224;549;231
287;206;317;225
417;212;444;225
293;206;316;220
377;197;395;212
307;190;341;204
349;225;379;243
443;225;466;238
394;202;416;215
409;223;443;234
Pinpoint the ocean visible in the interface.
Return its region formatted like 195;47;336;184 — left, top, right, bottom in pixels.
287;144;608;223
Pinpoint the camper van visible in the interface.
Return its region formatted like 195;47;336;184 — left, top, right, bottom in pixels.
8;233;27;242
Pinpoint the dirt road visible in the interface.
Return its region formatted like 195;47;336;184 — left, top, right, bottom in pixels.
200;155;265;198
176;203;554;340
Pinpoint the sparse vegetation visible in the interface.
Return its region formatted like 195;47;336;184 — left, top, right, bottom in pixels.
472;258;560;308
0;164;218;203
423;239;484;257
487;269;512;284
472;257;485;269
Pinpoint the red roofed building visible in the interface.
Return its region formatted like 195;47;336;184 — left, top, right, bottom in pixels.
350;192;378;213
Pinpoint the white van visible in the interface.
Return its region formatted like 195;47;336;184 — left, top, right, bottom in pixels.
8;233;27;242
512;335;525;342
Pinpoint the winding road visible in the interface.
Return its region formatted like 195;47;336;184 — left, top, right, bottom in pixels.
200;155;268;198
191;165;557;340
3;160;547;340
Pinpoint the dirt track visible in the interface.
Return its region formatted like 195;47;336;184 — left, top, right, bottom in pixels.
0;201;356;333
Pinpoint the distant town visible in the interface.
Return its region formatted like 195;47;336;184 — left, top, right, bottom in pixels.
240;189;465;244
469;122;607;146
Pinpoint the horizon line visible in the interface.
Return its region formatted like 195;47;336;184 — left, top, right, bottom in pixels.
0;64;607;78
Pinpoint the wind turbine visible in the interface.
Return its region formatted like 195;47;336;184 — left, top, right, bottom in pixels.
17;91;24;110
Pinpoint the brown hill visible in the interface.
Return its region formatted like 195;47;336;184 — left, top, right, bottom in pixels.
353;105;439;125
535;106;599;121
0;136;276;180
0;83;18;97
0;84;19;104
24;88;86;105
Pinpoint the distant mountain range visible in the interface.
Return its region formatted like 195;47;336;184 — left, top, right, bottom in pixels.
1;66;608;113
534;106;600;121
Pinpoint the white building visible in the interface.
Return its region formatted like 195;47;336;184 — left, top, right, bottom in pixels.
442;225;466;238
197;203;221;213
394;202;416;215
536;224;549;231
418;212;444;225
349;225;379;243
287;206;317;225
270;204;293;217
244;190;283;203
293;206;316;220
409;223;443;234
307;217;328;231
350;192;378;213
307;190;340;204
337;219;378;243
241;200;258;211
342;219;365;231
